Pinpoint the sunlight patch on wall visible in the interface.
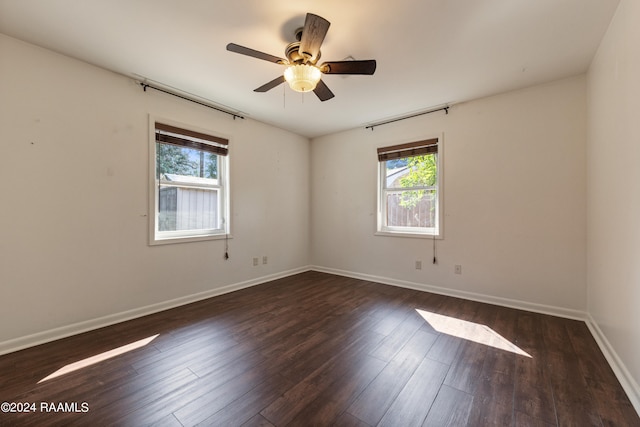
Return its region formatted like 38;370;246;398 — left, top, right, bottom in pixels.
416;309;531;357
38;334;160;383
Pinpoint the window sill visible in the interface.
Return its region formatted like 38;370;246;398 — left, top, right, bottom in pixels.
150;233;233;246
375;230;443;240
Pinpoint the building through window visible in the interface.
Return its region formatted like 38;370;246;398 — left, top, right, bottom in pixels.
150;121;229;244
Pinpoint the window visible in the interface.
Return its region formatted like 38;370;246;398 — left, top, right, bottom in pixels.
149;120;230;244
377;137;443;238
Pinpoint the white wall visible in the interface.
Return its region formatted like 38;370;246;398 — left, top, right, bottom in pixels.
587;0;640;403
0;34;310;347
1;12;638;408
311;76;587;312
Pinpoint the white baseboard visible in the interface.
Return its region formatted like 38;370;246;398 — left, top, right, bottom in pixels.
586;315;640;415
310;265;587;320
0;266;310;357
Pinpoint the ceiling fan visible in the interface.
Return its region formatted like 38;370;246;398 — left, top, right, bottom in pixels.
226;13;376;101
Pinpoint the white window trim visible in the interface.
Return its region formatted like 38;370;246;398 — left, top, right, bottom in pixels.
376;134;444;239
148;115;231;246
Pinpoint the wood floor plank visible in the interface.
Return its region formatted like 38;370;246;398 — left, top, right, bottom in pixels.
172;360;285;426
149;413;184;427
425;333;464;365
514;379;556;425
476;368;514;403
347;329;438;425
186;346;266;379
588;379;640;427
240;414;275;427
377;357;449;427
83;367;200;425
542;317;604;426
370;310;412;336
333;412;372;427
422;384;473;426
195;374;293;427
514;351;556;424
513;311;557;425
466;394;515;427
131;333;239;374
443;340;488;394
285;355;387;426
259;331;385;426
369;310;426;362
563;320;639;426
0;271;637;426
514;411;556;427
272;312;381;384
483;306;518;375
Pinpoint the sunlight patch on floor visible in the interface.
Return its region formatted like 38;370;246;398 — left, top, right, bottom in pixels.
416;309;531;357
38;334;160;383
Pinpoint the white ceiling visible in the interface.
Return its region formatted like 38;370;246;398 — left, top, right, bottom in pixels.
0;0;619;138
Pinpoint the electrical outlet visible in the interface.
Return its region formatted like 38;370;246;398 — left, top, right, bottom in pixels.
253;257;259;266
415;260;422;270
454;264;462;274
262;256;268;265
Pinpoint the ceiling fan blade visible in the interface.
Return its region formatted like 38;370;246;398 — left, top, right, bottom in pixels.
313;79;335;101
321;60;377;75
254;75;286;92
299;13;330;62
226;43;286;64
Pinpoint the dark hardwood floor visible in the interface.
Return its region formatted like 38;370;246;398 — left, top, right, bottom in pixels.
0;271;638;426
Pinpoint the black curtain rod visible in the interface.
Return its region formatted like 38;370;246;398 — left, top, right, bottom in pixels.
365;105;449;131
140;82;245;121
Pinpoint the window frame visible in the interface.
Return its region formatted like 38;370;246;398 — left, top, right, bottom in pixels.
148;116;231;245
376;135;444;239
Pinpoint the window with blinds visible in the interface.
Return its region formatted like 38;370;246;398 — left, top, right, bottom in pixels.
149;120;230;244
377;137;443;238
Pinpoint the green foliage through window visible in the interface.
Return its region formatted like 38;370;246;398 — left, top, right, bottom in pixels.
397;154;437;208
156;143;218;179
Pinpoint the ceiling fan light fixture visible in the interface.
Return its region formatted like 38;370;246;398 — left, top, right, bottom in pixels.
284;64;321;92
